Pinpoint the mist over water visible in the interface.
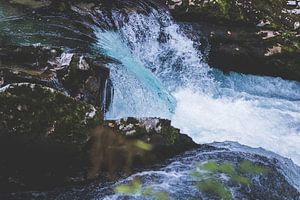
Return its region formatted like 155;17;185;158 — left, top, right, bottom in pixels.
94;8;300;166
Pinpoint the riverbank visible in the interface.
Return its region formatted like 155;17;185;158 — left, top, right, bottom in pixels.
166;0;300;81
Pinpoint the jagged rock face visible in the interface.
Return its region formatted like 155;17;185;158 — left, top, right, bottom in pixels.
0;46;113;111
166;0;300;81
179;22;300;81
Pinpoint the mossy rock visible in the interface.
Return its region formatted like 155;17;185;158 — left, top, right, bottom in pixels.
0;83;103;191
168;0;300;30
0;85;198;192
0;83;103;143
105;117;199;163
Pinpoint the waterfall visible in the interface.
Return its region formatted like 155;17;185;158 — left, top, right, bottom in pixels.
92;3;300;167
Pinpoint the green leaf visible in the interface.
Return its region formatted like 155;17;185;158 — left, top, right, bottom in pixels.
134;140;153;151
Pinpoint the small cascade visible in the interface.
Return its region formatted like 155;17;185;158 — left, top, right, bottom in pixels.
92;2;300;168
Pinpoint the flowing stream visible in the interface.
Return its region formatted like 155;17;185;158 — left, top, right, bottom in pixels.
2;1;300;198
94;7;300;167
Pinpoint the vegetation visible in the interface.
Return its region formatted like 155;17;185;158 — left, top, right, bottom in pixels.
114;178;169;200
113;159;269;199
191;160;268;199
166;0;300;81
0;83;102;145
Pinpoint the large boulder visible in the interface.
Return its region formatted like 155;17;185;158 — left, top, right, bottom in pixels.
105;117;198;164
0;83;103;191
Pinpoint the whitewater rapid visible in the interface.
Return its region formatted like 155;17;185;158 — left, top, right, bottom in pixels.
94;7;300;166
173;81;300;165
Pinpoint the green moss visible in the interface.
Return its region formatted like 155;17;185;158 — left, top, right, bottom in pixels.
114;179;142;194
200;161;235;176
201;161;218;172
193;159;268;192
190;171;204;179
160;120;180;145
114;179;170;200
218;163;235;176
239;160;268;174
214;0;228;15
143;187;169;200
231;175;250;185
197;178;232;200
170;0;300;30
0;84;102;145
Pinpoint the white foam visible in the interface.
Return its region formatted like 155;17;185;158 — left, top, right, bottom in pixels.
96;7;300;167
172;88;300;165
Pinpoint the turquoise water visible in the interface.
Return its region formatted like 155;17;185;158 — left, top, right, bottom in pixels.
94;8;300;167
95;30;176;114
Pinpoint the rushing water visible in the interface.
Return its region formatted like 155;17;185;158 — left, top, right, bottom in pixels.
93;7;300;168
27;142;300;199
1;0;300;198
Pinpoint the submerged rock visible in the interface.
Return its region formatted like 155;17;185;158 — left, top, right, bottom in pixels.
14;142;300;200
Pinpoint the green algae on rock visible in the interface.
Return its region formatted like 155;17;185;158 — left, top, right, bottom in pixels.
0;83;103;143
167;0;300;81
0;83;103;191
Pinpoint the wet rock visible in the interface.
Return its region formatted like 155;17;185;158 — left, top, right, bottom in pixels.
0;46;62;89
8;0;52;9
56;54;113;112
184;22;300;81
0;84;197;191
105;117;199;163
0;83;103;191
168;0;300;81
167;0;300;29
0;45;113;110
13;142;299;200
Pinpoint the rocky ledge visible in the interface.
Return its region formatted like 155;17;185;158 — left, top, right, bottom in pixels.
0;83;198;192
167;0;300;81
0;45;113;111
